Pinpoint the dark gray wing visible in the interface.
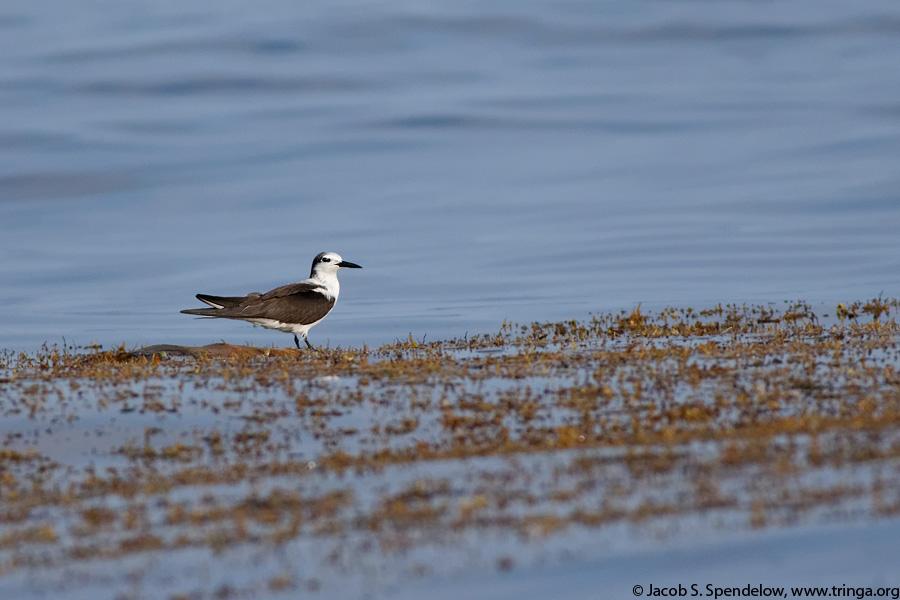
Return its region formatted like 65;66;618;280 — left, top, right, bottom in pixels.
236;282;335;325
196;293;261;309
258;281;324;301
183;281;332;324
236;292;334;325
182;292;263;315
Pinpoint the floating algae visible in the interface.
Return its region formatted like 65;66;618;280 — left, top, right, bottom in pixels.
1;299;899;598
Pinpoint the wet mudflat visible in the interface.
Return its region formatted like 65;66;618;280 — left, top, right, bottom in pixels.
1;299;900;599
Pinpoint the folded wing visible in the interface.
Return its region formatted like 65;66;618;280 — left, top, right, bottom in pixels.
182;281;335;326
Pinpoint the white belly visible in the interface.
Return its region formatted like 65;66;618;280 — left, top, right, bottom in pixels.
246;318;324;336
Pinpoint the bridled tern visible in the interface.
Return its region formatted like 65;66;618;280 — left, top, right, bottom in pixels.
181;251;362;349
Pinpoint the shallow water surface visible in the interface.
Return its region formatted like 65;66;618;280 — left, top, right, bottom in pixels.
1;1;899;350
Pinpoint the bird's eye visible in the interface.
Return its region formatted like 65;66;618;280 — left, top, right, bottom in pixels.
321;257;330;262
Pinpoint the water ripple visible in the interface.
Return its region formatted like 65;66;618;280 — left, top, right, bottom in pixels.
0;171;138;201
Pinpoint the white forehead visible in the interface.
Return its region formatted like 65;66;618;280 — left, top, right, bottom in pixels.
320;252;342;262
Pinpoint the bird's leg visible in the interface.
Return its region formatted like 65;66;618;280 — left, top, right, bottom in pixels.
295;334;316;351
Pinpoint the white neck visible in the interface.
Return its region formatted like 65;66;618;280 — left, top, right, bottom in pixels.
310;270;340;300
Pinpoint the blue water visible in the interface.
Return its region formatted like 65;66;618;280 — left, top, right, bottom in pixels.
2;0;899;351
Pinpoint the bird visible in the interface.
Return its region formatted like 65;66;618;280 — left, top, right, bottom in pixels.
181;251;362;349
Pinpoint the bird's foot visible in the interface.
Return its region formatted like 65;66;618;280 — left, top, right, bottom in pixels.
293;334;319;353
